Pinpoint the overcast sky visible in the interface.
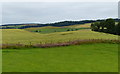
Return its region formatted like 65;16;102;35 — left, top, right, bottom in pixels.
1;2;118;24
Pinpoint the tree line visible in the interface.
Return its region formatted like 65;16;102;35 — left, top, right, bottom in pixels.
1;18;119;29
1;20;96;29
91;18;120;35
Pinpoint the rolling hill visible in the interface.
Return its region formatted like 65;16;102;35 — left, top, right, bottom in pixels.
2;29;118;45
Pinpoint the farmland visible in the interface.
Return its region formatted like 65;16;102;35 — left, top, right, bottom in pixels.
2;43;118;72
1;1;119;72
2;29;118;45
27;27;90;34
2;22;119;72
24;23;91;34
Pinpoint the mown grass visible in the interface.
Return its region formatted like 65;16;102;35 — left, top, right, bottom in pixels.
2;29;119;45
30;27;90;34
2;43;118;72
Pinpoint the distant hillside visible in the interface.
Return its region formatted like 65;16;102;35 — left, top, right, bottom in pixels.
1;18;119;29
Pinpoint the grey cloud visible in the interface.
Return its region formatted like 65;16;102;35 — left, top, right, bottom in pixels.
2;2;118;24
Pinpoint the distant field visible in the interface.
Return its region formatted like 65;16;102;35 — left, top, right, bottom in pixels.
2;29;118;44
2;43;118;72
27;27;90;34
24;23;90;34
64;23;91;28
24;26;60;31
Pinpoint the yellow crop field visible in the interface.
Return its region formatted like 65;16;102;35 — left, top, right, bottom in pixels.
24;26;60;31
64;23;91;28
2;29;118;45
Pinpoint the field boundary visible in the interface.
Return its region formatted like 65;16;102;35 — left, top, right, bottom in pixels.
1;39;120;49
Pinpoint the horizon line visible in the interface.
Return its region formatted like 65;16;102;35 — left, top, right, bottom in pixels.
1;18;119;25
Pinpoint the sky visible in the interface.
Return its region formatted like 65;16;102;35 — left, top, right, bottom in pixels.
1;2;118;24
0;0;119;2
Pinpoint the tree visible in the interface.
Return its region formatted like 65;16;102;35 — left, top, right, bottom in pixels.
115;21;120;35
67;29;70;31
35;30;38;32
91;23;95;31
35;30;41;32
91;22;100;31
105;18;115;33
75;29;78;30
95;22;101;31
100;21;106;32
91;18;119;35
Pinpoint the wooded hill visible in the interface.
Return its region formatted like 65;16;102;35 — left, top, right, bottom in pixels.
1;18;119;29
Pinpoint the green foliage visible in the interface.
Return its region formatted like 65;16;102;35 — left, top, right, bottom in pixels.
29;28;89;34
100;21;106;31
91;22;100;31
115;21;120;35
105;18;115;33
67;29;70;31
91;18;119;35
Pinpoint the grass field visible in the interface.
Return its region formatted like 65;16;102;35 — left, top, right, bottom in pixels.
30;27;90;34
2;23;119;72
2;29;118;45
24;24;90;34
24;23;91;34
2;43;118;72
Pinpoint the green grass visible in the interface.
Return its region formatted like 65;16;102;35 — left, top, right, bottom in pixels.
2;43;118;72
2;29;119;45
30;27;90;34
24;23;91;34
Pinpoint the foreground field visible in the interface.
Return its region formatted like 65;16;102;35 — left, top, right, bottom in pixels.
2;29;118;44
2;43;118;72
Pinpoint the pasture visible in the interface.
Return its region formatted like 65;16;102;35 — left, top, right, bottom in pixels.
24;23;91;34
29;27;90;34
2;24;119;72
2;43;118;72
